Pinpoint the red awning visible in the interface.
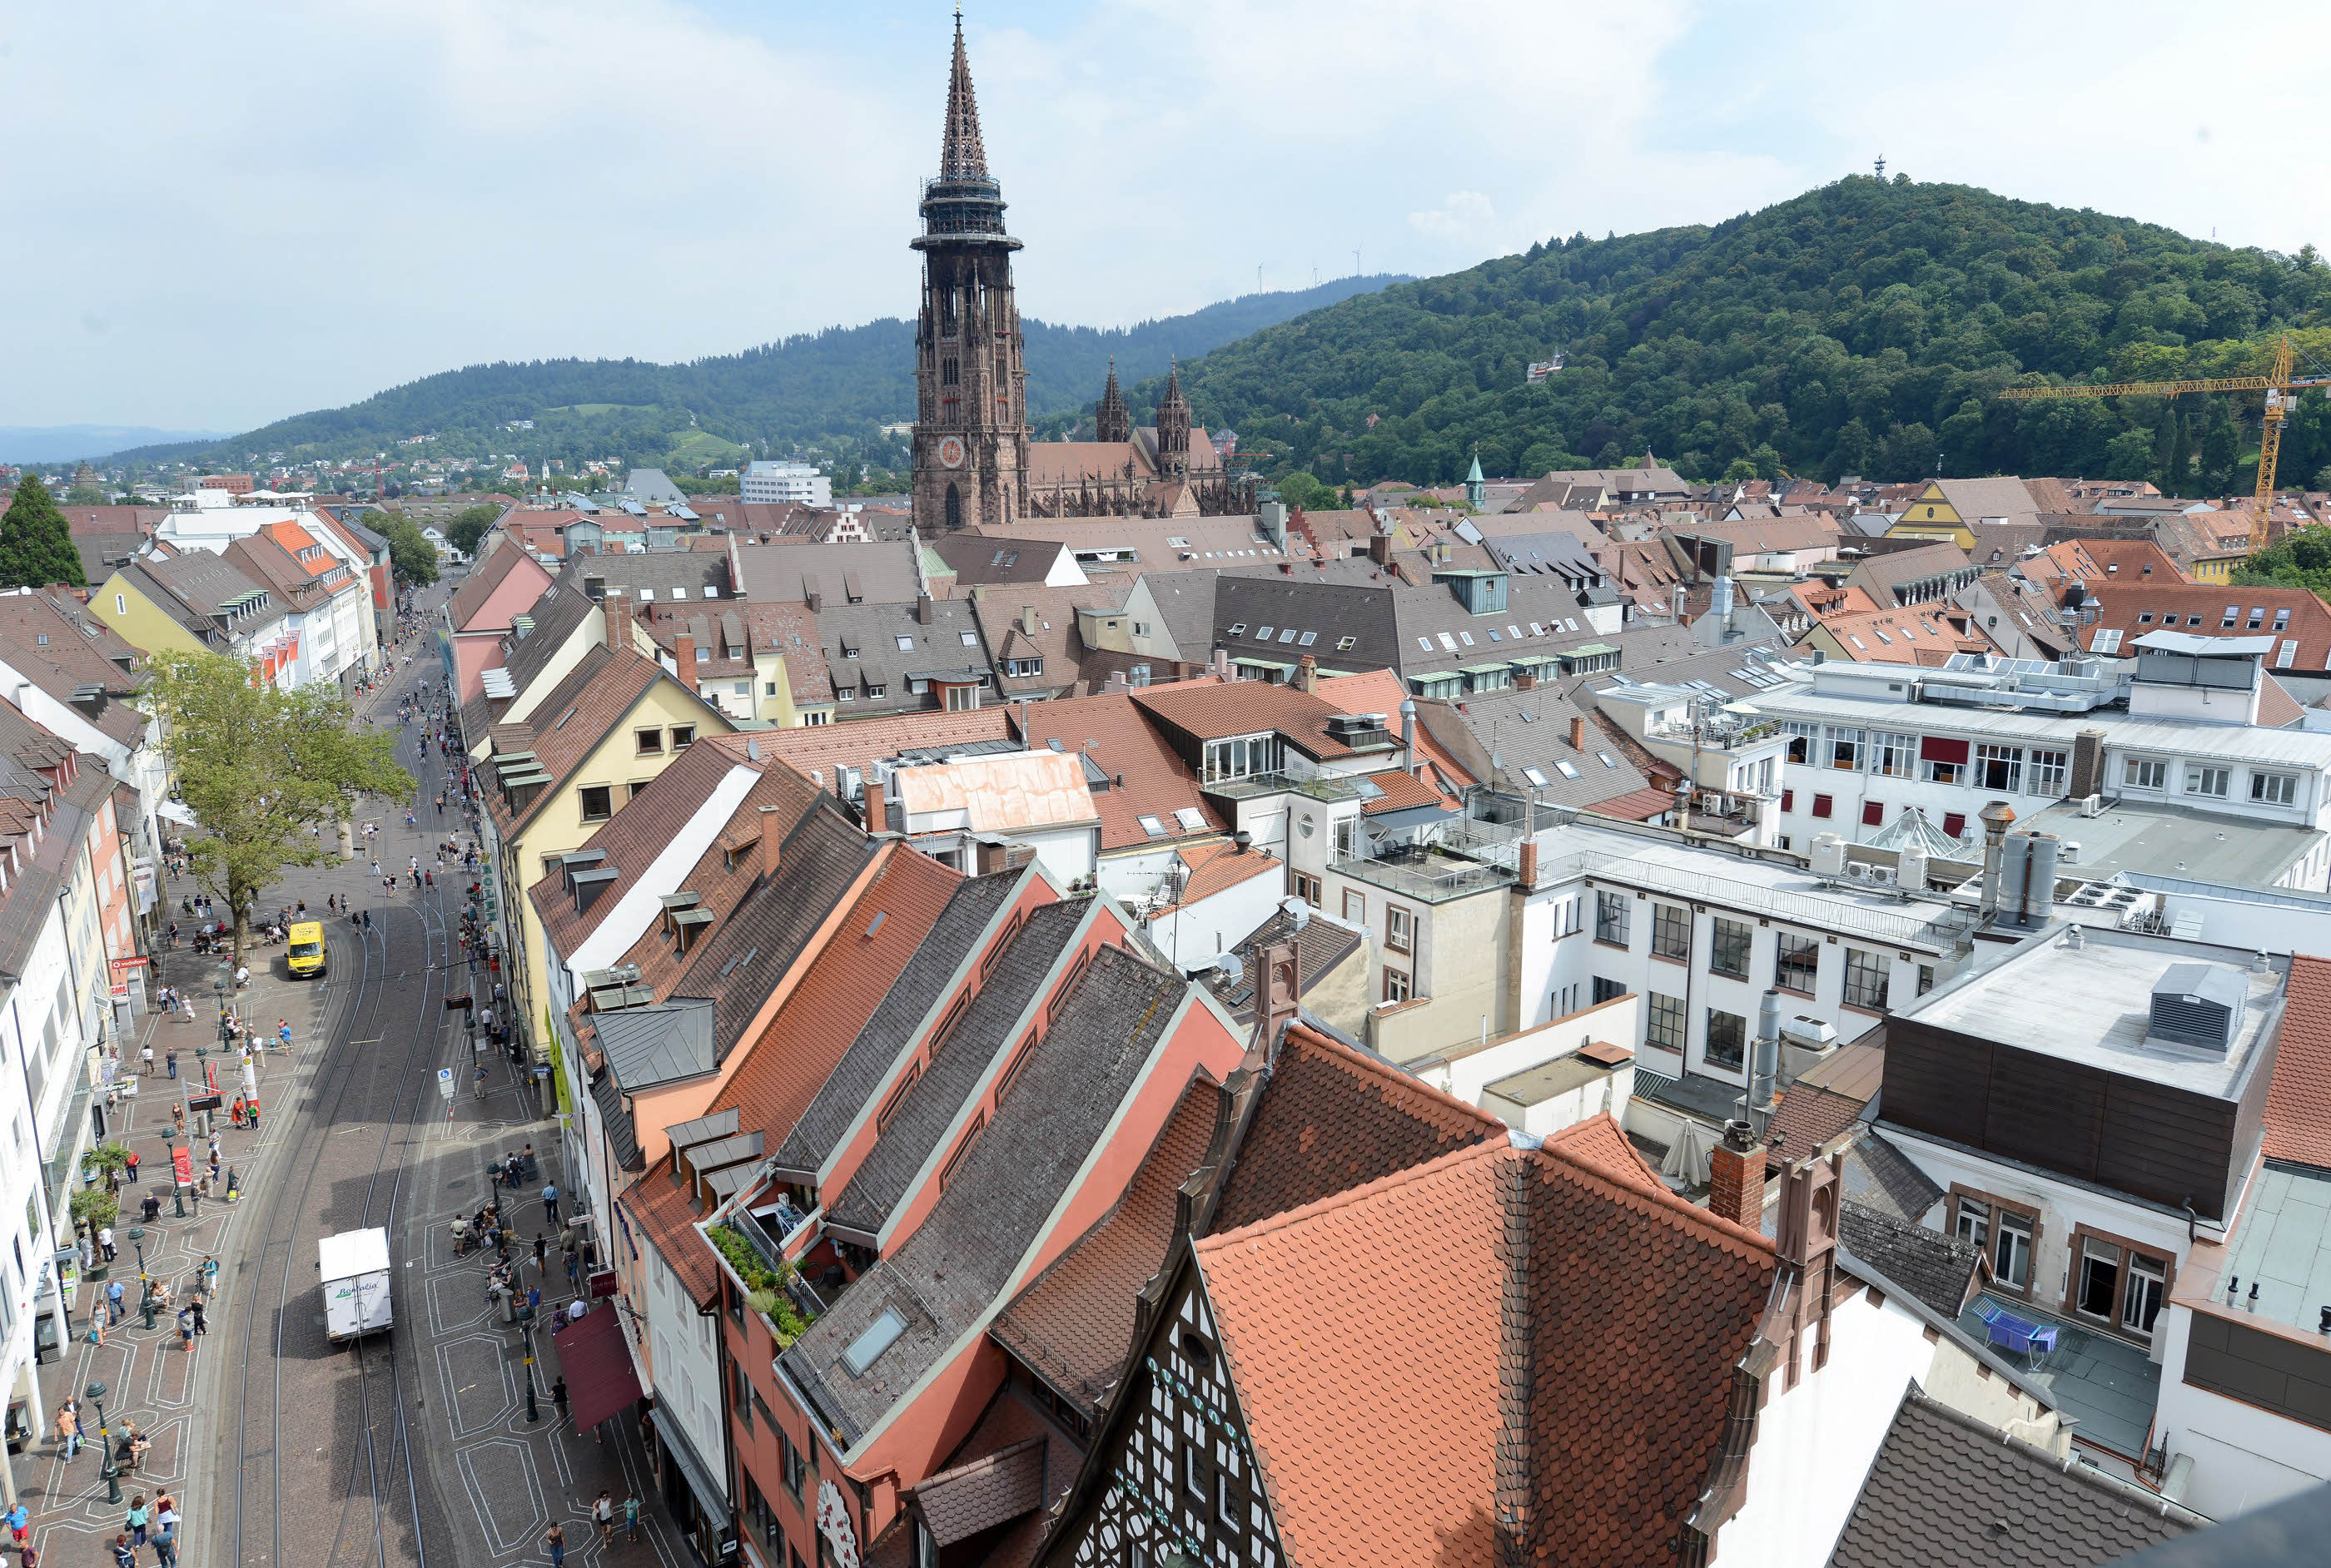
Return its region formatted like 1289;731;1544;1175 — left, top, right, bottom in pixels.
1919;737;1970;765
551;1303;643;1432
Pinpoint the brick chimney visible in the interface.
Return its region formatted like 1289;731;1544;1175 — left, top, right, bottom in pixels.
1369;530;1394;568
1514;668;1536;691
1517;839;1539;886
863;778;887;836
759;804;786;880
603;589;629;650
915;592;933;625
1708;1119;1766;1231
673;631;695;683
1568;714;1587;752
1295;654;1318;694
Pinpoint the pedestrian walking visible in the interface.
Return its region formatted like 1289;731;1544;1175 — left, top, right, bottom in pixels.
594;1491;615;1543
277;1019;291;1051
543;1523;567;1568
111;1533;136;1568
107;1279;125;1323
152;1533;176;1568
7;1501;27;1548
564;1249;580;1288
141;1045;154;1076
624;1491;642;1542
191;1298;206;1336
541;1182;560;1225
166;1049;177;1079
125;1148;140;1183
100;1223;116;1261
127;1495;150;1546
551;1376;568;1424
171;1103;186;1137
128;1427;150;1473
176;1307;193;1352
56;1400;79;1461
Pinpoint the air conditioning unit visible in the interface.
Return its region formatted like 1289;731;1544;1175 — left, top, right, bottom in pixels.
1810;833;1848;878
1845;861;1872;883
2078;794;2105;818
1864;865;1896;886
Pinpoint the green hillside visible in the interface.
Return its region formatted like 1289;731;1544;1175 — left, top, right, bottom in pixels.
1166;176;2331;492
109;275;1404;474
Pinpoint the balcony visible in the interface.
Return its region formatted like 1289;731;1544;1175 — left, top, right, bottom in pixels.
1957;1292;2160;1461
1332;840;1513;903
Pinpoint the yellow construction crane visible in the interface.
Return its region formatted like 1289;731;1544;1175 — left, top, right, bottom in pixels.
1996;333;2331;550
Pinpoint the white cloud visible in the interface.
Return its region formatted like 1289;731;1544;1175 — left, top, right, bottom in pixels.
4;0;2326;430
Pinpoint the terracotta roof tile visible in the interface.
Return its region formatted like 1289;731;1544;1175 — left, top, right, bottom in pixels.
2267;954;2331;1170
908;1392;1066;1568
704;844;959;1147
619;1154;722;1307
1163;841;1280;910
744;707;1016;792
991;1074;1220;1412
1769;1082;1869;1162
1210;1023;1503;1233
1006;690;1225;851
2086;583;2331;668
913;1436;1048;1548
1356;767;1444;815
1130;676;1355;757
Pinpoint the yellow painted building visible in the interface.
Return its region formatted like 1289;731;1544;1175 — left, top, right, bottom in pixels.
475;643;737;1064
1888;482;1978;549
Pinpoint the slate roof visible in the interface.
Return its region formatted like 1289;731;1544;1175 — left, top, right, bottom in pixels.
782;942;1188;1445
1132;570;1217;659
732;540;922;606
1839;1200;1981;1319
703;844;960;1148
821;898;1087;1238
989;1073;1220;1413
1827;1384;2191;1567
768;871;1023;1178
2265;952;2331;1170
1421;683;1653;809
820;597;996;720
1841;1129;1945;1223
594;1000;716;1091
590;1066;644;1172
1201;906;1365;1020
1210;1022;1503;1234
1194;1119;1775;1568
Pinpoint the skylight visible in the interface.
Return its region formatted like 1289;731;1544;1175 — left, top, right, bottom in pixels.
842;1307;908;1376
1230;623;1248;637
1418;638;1434;652
1279;628;1300;644
1521;766;1549;787
1597;751;1618;768
1174;806;1207;831
1438;633;1459;651
895;635;915;651
1556;761;1581;779
1137;815;1170;838
961;631;978;646
1298;631;1318;646
1257;625;1275;639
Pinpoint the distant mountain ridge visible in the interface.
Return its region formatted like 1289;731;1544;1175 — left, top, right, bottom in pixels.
1163;176;2331;491
3;424;231;464
107;275;1406;470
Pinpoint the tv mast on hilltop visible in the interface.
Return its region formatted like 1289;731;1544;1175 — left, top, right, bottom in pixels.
1875;153;1886;179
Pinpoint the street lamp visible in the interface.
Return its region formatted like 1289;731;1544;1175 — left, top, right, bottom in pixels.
129;1228;153;1328
163;1130;184;1218
87;1379;119;1506
519;1303;539;1423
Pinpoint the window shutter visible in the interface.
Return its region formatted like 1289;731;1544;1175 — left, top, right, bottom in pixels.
1812;795;1833;819
1862;801;1884;827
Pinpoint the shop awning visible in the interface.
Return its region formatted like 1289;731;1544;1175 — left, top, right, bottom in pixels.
551;1303;643;1432
157;801;198;827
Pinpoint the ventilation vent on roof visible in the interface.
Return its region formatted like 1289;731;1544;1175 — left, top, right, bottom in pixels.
2147;962;2246;1054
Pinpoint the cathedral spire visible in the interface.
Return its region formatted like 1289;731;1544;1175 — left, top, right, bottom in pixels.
1096;355;1131;444
1156;355;1191;469
939;10;990;184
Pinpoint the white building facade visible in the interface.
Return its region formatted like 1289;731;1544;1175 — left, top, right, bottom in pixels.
742;462;832;509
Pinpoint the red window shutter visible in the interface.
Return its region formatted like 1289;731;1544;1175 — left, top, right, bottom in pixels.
1812;795;1834;819
1781;788;1794;811
1862;801;1884;827
1943;811;1967;838
1919;737;1971;765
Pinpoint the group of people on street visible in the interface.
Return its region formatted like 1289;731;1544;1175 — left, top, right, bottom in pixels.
543;1488;644;1562
110;1487;181;1566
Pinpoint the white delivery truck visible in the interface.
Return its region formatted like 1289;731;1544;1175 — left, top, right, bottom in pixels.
319;1228;393;1342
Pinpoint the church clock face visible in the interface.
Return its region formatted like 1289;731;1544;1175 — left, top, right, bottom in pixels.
937;434;967;469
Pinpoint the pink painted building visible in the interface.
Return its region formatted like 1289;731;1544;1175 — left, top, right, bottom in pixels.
438;538;554;703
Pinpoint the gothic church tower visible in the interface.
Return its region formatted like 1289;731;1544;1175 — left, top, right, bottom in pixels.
912;17;1028;533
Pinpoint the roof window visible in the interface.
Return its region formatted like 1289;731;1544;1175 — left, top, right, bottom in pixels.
842;1307;909;1376
1137;814;1170;839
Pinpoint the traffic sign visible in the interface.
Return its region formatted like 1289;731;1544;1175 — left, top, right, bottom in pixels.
436;1068;455;1100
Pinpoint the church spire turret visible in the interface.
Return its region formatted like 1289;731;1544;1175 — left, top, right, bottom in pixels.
1096;356;1131;444
938;10;989;183
1156;357;1191;474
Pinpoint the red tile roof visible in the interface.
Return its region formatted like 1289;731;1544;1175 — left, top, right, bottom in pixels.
1163;841;1280;910
1195;1120;1777;1568
1211;1023;1503;1233
990;1073;1220;1412
2085;583;2331;668
704;843;960;1147
746;707;1014;792
2267;955;2331;1171
1130;676;1356;757
1586;784;1681;821
619;1154;722;1307
1007;689;1224;852
1357;767;1444;816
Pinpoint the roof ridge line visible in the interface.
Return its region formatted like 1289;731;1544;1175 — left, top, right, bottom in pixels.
1198;1139;1512;1253
1281;1022;1506;1139
1532;1139;1778;1259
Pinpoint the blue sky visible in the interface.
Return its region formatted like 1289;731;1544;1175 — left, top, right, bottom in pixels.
4;0;2320;431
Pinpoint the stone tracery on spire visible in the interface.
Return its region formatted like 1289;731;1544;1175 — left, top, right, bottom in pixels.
939;11;991;184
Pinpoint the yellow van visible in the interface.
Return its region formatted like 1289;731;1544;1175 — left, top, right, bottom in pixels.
287;920;326;979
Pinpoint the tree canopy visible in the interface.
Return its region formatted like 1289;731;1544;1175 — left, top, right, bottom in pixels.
375;511;440;587
1158;175;2331;490
444;504;500;558
144;651;411;954
0;475;88;589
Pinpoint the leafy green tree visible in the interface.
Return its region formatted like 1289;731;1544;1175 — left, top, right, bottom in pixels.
2167;411;2192;494
2151;403;2179;488
63;484;108;507
1276;470;1334;511
1721;459;1760;483
0;476;87;589
142;651;411;956
445;504;500;558
2199;399;2239;494
375;513;440;587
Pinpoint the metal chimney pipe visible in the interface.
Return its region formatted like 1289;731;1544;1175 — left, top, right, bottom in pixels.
1977;801;2017;920
1749;988;1783;1128
1399;697;1417;777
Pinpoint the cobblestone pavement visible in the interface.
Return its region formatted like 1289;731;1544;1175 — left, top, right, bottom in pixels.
17;585;688;1568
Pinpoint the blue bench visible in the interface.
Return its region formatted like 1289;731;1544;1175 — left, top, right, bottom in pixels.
1974;1298;2059;1358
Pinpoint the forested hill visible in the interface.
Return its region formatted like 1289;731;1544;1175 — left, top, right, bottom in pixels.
108;275;1404;470
1168;176;2331;492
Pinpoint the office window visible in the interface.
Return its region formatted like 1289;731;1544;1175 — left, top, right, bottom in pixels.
2030;748;2067;796
634;727;664;755
1954;1198;1988;1251
1774;931;1818;993
1780;721;1817;763
1650;903;1690;961
1709;917;1752;980
2253;771;2298;806
1843;948;1890;1010
1974;743;2022;792
1871;731;1915;778
1827;727;1862;770
1704;1007;1747;1069
579;786;614;822
2077;1237;2122;1320
1203;734;1282;782
2123;757;2166;791
2185;765;2229;799
1995;1211;2034;1292
1384;905;1414;955
1594;890;1629;945
1645;991;1685;1051
1591;975;1626;1005
1381;968;1411;1005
